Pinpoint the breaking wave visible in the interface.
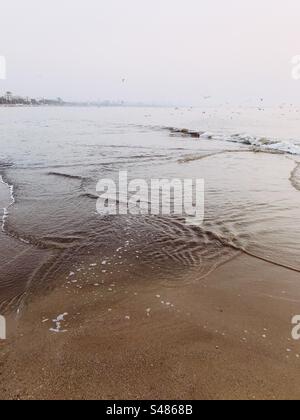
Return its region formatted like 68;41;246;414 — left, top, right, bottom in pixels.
161;126;300;156
0;174;16;233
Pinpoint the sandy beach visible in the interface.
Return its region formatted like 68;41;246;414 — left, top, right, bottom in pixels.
2;0;300;403
1;106;300;401
1;252;300;400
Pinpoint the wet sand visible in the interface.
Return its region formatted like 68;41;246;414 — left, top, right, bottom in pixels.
1;108;300;400
1;253;300;400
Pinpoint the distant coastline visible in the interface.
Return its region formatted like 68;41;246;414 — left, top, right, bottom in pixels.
0;91;65;106
0;92;164;108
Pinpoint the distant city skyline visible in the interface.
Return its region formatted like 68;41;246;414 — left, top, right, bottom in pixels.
0;90;167;107
1;0;300;106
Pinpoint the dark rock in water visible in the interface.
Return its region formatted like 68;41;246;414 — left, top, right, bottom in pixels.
189;131;201;138
169;128;201;138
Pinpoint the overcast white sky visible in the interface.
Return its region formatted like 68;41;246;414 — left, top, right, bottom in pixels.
0;0;300;105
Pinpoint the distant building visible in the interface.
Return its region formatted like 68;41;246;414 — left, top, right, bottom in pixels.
0;92;65;106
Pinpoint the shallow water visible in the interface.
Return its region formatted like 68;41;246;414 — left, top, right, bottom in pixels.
0;106;300;312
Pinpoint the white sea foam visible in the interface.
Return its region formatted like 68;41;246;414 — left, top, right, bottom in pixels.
0;175;16;232
200;132;300;155
50;313;68;333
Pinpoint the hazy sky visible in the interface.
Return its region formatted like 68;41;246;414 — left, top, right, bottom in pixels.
1;0;300;105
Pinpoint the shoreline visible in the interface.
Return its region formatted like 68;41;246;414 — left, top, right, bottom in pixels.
1;253;300;400
1;106;300;399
